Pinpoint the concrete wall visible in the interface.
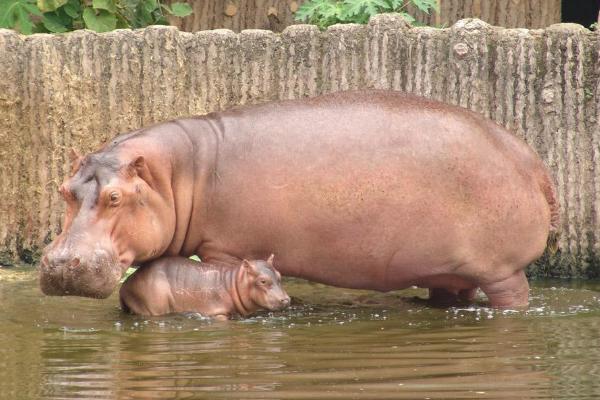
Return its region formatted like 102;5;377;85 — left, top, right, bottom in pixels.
0;15;598;277
168;0;561;32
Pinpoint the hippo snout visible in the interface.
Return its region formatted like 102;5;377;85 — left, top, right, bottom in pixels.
42;253;81;271
280;295;291;308
40;246;122;299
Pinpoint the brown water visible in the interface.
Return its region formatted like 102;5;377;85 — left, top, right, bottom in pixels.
2;266;600;399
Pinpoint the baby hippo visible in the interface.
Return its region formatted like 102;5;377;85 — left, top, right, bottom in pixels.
119;254;290;319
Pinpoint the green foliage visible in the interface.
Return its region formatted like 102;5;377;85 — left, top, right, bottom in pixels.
295;0;438;28
0;0;42;34
0;0;193;34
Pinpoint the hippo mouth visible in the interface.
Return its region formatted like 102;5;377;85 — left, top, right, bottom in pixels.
39;252;125;299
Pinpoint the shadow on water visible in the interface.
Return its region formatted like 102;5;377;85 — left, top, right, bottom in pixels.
2;266;600;399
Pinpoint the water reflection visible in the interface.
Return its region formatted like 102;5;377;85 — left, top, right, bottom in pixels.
2;268;600;399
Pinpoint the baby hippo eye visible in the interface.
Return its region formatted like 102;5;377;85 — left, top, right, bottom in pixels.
257;278;271;286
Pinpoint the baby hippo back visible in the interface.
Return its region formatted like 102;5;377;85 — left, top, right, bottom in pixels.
119;256;290;318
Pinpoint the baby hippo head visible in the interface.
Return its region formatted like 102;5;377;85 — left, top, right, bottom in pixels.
241;254;290;312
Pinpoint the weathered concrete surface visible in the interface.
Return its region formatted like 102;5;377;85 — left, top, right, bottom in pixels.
0;15;598;277
168;0;561;32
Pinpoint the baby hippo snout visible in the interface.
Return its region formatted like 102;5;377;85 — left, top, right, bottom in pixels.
258;286;291;312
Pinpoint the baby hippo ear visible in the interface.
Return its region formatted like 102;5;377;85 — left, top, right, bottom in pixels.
267;254;275;266
242;259;259;276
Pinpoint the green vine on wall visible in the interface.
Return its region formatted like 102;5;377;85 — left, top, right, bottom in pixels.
0;0;192;34
295;0;438;28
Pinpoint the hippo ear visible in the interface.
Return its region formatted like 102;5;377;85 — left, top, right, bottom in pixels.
267;254;275;266
127;156;145;175
242;259;259;276
128;156;154;188
68;147;82;174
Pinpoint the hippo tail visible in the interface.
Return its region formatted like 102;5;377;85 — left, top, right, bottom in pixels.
539;169;560;254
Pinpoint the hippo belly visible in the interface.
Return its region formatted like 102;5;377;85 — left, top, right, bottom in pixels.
194;91;554;307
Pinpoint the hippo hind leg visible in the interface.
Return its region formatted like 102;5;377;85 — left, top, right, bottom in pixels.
427;269;529;309
479;269;529;309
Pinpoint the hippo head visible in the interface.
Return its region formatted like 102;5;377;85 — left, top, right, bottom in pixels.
40;148;175;298
241;255;291;312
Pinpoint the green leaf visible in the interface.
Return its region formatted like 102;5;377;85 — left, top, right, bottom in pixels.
294;0;321;23
115;12;129;28
15;4;33;33
340;0;389;20
36;0;66;13
0;0;41;31
319;2;340;20
92;0;116;13
63;4;78;17
120;267;137;283
117;0;137;25
42;12;67;32
340;0;363;18
387;0;403;9
23;2;42;16
398;11;414;24
169;2;192;17
154;14;168;24
142;0;157;13
138;4;153;26
82;7;116;32
0;0;14;28
411;0;437;13
295;0;430;29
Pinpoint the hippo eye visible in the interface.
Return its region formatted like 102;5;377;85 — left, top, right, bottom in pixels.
108;191;121;206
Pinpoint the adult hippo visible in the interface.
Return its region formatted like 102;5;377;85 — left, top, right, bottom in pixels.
40;90;559;307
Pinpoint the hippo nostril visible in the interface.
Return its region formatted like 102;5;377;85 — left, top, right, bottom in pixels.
281;297;291;306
